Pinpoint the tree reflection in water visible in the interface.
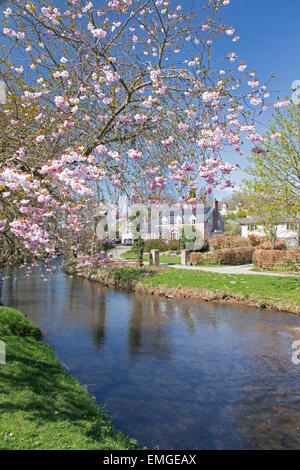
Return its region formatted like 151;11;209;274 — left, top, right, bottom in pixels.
1;260;300;450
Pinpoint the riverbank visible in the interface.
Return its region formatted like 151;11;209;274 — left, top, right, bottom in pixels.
64;262;300;315
0;306;138;450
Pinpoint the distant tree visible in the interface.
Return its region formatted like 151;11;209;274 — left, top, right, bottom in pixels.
239;190;289;245
243;104;300;217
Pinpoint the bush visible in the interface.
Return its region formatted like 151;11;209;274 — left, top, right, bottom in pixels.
260;241;272;250
168;239;180;251
224;222;242;236
273;240;287;250
190;247;255;266
248;234;268;246
142;238;180;252
253;249;300;271
111;267;149;287
209;235;250;251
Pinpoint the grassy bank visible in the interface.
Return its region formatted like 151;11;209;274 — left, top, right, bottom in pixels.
138;268;300;313
0;306;138;450
66;261;300;314
121;250;181;265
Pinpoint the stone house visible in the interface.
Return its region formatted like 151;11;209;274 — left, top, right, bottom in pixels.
121;200;224;243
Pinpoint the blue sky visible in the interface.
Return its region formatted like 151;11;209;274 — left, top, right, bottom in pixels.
185;0;300;199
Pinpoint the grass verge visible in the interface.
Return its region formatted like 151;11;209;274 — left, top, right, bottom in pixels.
0;306;138;450
121;250;181;265
64;261;300;314
138;268;300;313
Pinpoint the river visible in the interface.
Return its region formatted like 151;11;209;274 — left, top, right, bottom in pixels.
1;261;300;449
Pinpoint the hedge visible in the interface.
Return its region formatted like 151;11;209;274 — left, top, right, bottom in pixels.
190;247;255;266
209;235;250;251
253;249;300;271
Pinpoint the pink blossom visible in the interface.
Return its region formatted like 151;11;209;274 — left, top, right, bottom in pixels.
95;145;107;155
54;96;69;109
128;149;142;159
134;113;148;123
90;28;107;39
63;120;74;130
161;136;174;147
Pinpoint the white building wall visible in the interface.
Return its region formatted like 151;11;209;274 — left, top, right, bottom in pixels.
241;223;299;247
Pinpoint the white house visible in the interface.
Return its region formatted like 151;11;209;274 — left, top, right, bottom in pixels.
241;217;300;248
121;200;224;243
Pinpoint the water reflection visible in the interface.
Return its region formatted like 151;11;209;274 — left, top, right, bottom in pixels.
1;261;300;449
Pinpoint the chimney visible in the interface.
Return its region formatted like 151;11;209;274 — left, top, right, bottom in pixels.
213;199;218;231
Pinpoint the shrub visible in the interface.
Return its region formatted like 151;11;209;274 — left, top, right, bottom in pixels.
224;222;242;236
168;239;180;251
260;241;272;250
253;249;300;271
141;239;167;252
248;235;286;250
273;240;287;250
142;238;180;252
209;235;250;251
111;267;149;287
248;234;268;246
190;247;255;266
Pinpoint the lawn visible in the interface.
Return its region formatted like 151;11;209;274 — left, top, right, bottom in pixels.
138;268;300;311
121;250;181;265
0;306;138;450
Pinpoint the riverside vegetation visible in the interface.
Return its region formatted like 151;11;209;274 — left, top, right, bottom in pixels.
0;306;138;450
64;261;300;315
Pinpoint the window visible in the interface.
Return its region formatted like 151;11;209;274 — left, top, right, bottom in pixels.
248;224;257;231
286;223;296;231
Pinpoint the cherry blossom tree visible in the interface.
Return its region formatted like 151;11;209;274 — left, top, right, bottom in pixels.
0;0;291;262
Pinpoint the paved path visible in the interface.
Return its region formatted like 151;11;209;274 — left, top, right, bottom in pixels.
110;246;132;261
169;264;300;278
110;247;299;278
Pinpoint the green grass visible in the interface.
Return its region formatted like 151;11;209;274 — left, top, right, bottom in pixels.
251;267;299;274
0;306;138;450
110;266;151;287
121;250;181;265
138;268;300;310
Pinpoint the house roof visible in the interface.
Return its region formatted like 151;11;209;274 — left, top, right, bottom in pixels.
240;216;300;225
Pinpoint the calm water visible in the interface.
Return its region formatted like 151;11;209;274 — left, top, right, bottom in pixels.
1;261;300;450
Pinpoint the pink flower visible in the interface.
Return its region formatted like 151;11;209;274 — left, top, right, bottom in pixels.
161;136;174;147
252;147;267;155
54;96;69;109
226;27;235;36
134;113;147;123
95;145;107;155
63;120;74;130
128;149;142;159
90;28;107;39
178;122;189;132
